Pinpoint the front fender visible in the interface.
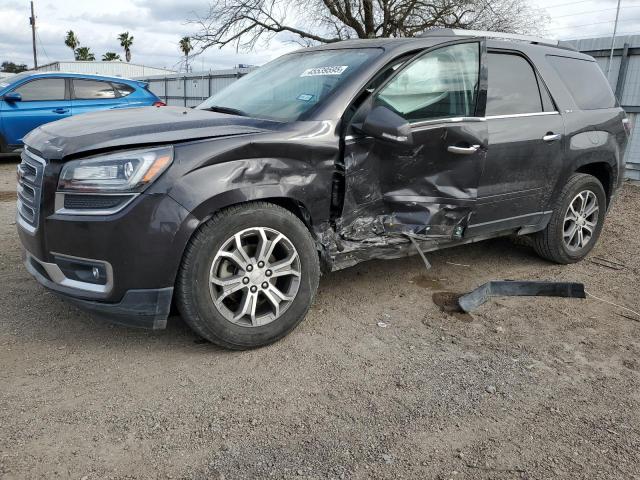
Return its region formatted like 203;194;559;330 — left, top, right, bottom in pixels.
167;156;334;233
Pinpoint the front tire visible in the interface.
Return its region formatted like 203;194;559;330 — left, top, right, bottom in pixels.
533;173;607;264
176;202;320;349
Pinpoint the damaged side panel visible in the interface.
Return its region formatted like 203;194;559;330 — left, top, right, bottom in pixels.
329;120;488;270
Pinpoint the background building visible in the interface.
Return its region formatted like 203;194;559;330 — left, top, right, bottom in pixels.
0;72;17;82
35;61;175;78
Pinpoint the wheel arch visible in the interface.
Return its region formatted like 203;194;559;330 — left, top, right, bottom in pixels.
574;161;614;207
187;188;317;235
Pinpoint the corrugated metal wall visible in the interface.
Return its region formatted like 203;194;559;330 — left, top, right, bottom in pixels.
136;68;254;107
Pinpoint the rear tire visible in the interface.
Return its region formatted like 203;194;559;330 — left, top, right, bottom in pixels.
176;202;320;350
533;173;607;264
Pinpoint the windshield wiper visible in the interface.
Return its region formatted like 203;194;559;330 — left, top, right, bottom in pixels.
204;105;248;117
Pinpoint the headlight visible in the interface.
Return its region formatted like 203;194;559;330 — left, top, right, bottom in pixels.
58;146;173;192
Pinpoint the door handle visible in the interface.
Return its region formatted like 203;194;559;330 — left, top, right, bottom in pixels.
543;133;561;142
53;108;69;114
447;144;480;155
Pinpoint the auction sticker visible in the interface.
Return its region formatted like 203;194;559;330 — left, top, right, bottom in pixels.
300;66;348;77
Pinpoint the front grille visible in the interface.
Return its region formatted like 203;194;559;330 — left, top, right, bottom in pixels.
17;149;45;231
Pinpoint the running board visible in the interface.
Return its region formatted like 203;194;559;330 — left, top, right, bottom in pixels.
458;280;586;312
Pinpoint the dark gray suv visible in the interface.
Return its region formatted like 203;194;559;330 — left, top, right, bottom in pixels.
17;29;629;349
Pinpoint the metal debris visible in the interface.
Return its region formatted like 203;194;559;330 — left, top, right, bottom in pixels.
407;235;431;270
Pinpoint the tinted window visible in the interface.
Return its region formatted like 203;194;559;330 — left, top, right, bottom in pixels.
73;80;116;99
539;75;556;112
14;78;65;101
376;42;480;122
487;53;542;116
112;82;135;97
547;55;616;110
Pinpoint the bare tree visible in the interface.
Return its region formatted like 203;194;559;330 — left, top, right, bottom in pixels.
191;0;549;51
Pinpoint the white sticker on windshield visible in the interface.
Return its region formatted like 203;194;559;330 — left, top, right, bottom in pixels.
300;66;348;77
0;83;8;89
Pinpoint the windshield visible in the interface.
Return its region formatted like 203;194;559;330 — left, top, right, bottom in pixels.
197;48;381;122
0;72;32;91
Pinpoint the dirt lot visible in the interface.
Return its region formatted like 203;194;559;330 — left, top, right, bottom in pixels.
1;157;639;480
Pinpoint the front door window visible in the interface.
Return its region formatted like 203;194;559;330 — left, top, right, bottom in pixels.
375;43;480;122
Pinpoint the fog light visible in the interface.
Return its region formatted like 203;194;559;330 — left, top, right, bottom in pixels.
53;255;108;285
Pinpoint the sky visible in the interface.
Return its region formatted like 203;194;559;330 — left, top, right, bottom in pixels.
2;0;640;72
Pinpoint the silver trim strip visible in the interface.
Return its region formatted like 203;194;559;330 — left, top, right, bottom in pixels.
347;111;560;139
54;192;139;216
27;251;114;294
411;116;486;128
485;111;560;120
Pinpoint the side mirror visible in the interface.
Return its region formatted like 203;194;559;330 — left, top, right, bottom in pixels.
3;92;22;102
359;106;413;145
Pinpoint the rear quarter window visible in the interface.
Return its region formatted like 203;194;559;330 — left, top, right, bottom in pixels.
112;83;135;97
547;55;616;110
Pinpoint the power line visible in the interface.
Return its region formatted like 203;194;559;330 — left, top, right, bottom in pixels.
544;0;609;9
35;29;51;64
553;5;640;19
546;18;638;31
568;30;640;40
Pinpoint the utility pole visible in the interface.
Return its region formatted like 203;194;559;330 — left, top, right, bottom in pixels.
606;0;622;80
30;1;38;69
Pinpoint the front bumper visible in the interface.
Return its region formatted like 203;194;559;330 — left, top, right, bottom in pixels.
24;250;173;329
16;146;199;329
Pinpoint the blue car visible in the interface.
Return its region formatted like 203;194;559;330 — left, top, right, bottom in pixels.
0;72;164;153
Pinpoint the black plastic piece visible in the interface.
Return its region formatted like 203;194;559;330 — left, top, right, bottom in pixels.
63;194;132;210
55;287;174;330
457;280;586;313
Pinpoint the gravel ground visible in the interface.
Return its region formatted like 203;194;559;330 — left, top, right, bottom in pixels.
1;157;639;480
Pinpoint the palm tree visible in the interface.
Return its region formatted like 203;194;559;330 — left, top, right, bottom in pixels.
75;47;95;61
102;52;121;61
64;31;79;60
118;32;134;63
179;36;192;73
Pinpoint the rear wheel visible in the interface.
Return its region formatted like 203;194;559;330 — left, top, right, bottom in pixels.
533;173;606;264
176;202;320;349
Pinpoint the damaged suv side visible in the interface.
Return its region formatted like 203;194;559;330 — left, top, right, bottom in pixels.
17;30;628;348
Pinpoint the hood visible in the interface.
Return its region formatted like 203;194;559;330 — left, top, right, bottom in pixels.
24;106;283;160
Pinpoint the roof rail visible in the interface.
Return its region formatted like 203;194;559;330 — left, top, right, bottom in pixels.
419;28;577;51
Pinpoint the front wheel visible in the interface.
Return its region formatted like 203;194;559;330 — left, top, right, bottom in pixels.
533;173;607;264
176;202;320;349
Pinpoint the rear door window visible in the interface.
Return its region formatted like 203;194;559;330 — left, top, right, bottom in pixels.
73;79;117;99
13;78;66;101
486;53;543;116
547;55;616;110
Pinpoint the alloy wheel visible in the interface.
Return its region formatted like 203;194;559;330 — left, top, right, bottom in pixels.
209;227;301;327
563;190;599;252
